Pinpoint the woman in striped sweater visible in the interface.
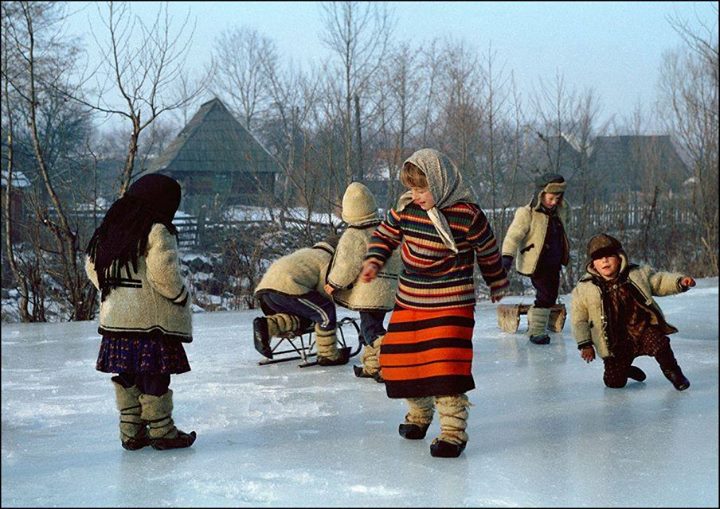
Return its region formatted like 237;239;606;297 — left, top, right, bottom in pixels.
360;148;509;458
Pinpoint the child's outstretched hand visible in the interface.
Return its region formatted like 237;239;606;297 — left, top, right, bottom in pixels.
360;259;380;283
580;345;596;363
680;276;696;289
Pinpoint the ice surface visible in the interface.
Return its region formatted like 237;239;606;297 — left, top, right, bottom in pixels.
2;279;718;507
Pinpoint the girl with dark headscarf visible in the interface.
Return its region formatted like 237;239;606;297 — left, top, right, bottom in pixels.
86;174;196;451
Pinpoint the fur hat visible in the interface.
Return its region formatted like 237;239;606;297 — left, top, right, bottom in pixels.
341;182;378;225
535;173;567;195
587;233;623;260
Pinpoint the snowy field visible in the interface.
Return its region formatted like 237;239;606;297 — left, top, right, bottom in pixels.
2;278;718;507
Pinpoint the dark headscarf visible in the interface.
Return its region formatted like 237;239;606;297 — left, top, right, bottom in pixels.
86;174;181;300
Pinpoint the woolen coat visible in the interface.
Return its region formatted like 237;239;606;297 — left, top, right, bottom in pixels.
85;223;192;342
327;224;400;312
502;191;570;276
254;243;335;299
570;253;687;358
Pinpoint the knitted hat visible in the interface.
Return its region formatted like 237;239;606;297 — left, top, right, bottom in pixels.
341;182;379;225
535;173;567;195
587;233;623;260
126;174;181;223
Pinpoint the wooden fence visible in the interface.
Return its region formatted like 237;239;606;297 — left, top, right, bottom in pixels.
55;199;696;250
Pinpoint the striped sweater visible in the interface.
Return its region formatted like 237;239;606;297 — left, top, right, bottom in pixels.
366;202;508;310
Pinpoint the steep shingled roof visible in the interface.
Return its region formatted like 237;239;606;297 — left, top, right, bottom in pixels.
141;98;280;175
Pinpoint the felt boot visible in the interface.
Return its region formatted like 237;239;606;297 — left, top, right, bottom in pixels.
139;390;197;450
399;397;434;440
112;377;150;451
267;313;303;337
527;306;551;345
315;326;349;366
355;335;383;379
431;394;469;458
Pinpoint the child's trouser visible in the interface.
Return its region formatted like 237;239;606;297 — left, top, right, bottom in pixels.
602;332;678;388
259;291;336;331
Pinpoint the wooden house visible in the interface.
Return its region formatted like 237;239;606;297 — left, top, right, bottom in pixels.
137;98;282;213
552;134;689;200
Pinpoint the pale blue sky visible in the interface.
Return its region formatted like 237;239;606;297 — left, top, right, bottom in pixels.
64;1;717;132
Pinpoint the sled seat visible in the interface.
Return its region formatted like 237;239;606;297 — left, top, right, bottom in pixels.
255;316;364;368
497;303;567;334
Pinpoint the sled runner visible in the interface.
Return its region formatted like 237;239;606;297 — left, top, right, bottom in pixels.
254;316;363;367
497;303;567;334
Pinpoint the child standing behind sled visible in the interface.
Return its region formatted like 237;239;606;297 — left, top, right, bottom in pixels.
324;182;400;382
571;233;695;390
501;173;570;344
360;148;509;458
86;174;196;451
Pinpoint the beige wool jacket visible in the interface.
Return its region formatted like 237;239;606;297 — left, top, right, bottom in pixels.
501;194;570;276
570;253;686;358
86;223;192;342
254;243;335;299
327;224;400;311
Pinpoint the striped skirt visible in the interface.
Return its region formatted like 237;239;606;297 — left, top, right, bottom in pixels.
379;304;476;399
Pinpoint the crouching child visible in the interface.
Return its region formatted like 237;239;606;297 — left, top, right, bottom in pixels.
254;236;350;366
571;233;695;390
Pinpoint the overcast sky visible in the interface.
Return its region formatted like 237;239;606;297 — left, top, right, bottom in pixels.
63;1;717;132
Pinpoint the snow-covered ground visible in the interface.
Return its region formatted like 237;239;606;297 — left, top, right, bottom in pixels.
2;278;718;507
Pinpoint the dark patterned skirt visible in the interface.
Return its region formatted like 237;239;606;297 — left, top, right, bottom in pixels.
96;336;191;375
379;304;475;399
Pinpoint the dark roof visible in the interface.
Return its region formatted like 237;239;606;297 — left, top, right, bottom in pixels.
589;135;688;178
140;98;280;175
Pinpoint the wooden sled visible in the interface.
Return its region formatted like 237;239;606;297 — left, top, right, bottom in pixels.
255;316;364;368
496;303;567;334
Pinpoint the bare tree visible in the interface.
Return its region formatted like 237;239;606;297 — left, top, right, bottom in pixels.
210;26;277;131
319;1;394;184
659;6;719;274
84;1;208;195
2;1;97;321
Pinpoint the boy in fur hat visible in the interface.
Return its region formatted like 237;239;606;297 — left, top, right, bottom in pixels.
86;174;196;451
253;235;350;366
501;173;570;344
324;182;400;382
571;233;695;390
360;148;509;458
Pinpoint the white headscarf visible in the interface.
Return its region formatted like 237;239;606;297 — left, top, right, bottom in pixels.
396;148;473;253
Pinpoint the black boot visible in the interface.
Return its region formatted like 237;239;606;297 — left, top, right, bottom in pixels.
317;346;351;366
399;422;430;440
253;317;272;358
529;333;550;345
430;438;466;458
656;345;690;391
152;429;197;450
663;367;690;391
627;365;647;382
353;364;373;378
